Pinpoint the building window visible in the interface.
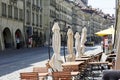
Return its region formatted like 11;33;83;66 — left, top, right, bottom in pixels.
32;0;35;5
19;9;23;21
14;7;18;20
26;10;30;24
36;0;39;6
50;10;56;18
26;1;31;8
36;14;38;26
8;5;12;18
40;15;42;27
40;0;42;6
2;3;7;17
50;0;56;7
32;13;35;25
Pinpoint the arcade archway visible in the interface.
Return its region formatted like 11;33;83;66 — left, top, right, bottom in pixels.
3;28;12;49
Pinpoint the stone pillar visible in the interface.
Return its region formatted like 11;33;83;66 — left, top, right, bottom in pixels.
115;32;120;70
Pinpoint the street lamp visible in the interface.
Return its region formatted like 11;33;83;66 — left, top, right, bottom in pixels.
45;25;50;60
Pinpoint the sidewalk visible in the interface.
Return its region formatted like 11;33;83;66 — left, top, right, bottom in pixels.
84;45;103;56
0;45;103;80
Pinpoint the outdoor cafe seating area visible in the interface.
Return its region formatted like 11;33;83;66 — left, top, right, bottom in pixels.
19;51;116;80
19;22;117;80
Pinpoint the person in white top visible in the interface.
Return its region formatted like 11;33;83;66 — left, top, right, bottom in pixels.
16;38;20;49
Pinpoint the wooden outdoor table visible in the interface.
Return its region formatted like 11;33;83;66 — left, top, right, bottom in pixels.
75;58;91;69
71;71;80;76
38;73;48;77
62;61;84;72
81;55;90;58
52;71;80;80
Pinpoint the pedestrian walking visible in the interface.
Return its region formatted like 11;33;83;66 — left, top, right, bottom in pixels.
28;37;32;48
16;38;20;49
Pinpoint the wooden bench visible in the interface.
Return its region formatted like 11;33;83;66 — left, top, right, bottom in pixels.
33;67;48;79
52;71;80;80
20;72;39;80
52;71;79;80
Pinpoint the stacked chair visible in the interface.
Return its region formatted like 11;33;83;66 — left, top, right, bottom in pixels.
85;52;116;80
33;67;48;80
20;52;116;80
20;67;48;80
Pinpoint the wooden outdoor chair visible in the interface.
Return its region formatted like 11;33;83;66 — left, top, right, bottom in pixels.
33;67;48;80
106;54;116;63
94;52;103;62
88;52;110;71
20;72;39;80
93;55;100;62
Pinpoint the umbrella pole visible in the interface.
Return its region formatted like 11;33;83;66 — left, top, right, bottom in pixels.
63;23;68;62
64;40;66;62
48;24;52;60
48;45;51;60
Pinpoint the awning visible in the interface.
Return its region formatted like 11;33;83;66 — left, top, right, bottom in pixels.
95;26;114;36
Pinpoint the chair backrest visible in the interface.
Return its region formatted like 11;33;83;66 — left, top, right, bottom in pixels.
20;72;39;80
94;55;100;61
52;71;72;80
98;52;103;61
100;53;108;62
33;67;48;73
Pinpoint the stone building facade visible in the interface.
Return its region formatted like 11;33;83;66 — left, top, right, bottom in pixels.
0;0;24;50
24;0;43;47
0;0;115;50
42;0;73;45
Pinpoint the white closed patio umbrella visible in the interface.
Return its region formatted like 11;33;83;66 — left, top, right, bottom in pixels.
66;28;75;61
75;32;81;58
80;27;87;55
49;22;63;71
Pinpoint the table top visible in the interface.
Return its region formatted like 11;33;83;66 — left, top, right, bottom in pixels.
71;71;80;76
62;61;84;66
38;73;48;77
75;58;90;61
81;55;90;58
89;62;108;65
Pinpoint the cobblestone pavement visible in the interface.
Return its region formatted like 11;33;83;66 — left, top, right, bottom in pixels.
0;45;102;80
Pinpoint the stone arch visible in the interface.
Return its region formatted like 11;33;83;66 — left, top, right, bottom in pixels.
3;28;12;49
15;29;24;48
